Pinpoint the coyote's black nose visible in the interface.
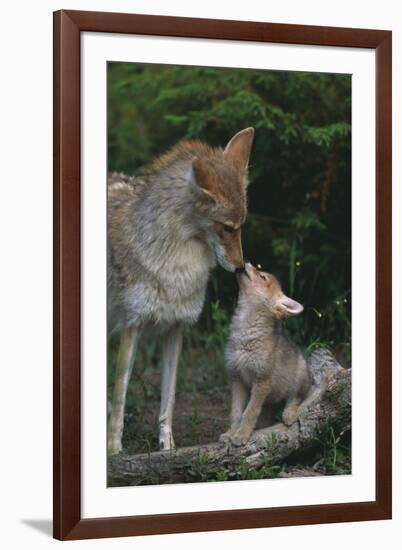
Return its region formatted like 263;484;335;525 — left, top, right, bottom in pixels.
235;265;251;279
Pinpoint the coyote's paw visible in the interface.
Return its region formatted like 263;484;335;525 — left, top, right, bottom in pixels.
230;428;252;447
159;430;175;451
219;430;234;444
282;408;299;427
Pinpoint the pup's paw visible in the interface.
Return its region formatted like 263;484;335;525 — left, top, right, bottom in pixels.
282;409;298;426
219;431;234;444
230;429;252;447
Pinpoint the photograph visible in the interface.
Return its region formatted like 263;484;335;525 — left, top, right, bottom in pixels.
106;62;352;487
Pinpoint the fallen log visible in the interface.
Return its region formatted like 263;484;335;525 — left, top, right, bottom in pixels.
108;348;351;486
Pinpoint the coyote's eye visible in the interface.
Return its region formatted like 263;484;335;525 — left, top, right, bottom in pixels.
222;224;235;234
260;274;266;280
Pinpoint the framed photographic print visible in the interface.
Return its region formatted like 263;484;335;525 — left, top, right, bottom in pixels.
53;10;392;540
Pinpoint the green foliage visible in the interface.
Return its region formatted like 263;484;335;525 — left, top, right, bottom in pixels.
313;421;352;475
184;432;283;483
186;452;212;482
195;300;230;361
224;456;282;481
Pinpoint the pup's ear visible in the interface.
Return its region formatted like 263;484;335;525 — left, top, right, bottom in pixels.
224;127;254;171
278;295;304;317
190;157;217;202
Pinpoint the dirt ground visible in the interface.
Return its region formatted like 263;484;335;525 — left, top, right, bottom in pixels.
123;384;230;453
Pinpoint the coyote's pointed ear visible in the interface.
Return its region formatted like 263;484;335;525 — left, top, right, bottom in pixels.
191;157;217;202
224;127;254;171
278;295;304;317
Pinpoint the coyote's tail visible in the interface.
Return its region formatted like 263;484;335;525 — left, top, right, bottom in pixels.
299;348;344;417
298;376;328;417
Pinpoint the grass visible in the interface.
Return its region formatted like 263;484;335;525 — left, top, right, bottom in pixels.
313;421;352;475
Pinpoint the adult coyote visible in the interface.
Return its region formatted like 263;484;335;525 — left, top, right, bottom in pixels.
107;127;254;454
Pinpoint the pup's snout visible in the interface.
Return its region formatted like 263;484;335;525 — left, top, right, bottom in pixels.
236;263;251;279
244;262;254;277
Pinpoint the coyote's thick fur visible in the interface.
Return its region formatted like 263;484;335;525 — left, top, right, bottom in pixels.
221;262;311;446
108;128;254;454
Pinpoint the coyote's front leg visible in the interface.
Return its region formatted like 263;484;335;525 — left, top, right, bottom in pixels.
230;379;271;446
220;377;248;443
159;325;183;450
108;326;139;455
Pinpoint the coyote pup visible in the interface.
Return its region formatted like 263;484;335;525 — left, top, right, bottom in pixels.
108;128;255;455
221;262;311;446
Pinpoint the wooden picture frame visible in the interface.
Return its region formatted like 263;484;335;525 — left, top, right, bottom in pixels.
53;9;392;540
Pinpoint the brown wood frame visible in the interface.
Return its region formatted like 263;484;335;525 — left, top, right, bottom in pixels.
53;9;392;541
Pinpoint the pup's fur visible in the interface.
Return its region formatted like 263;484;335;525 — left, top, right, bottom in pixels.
108;128;254;454
221;262;311;446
